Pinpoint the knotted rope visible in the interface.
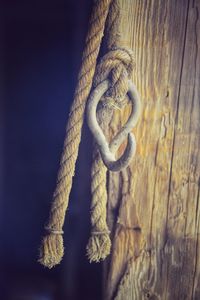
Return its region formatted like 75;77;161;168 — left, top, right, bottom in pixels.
86;0;135;262
86;133;110;262
39;0;113;269
94;47;135;107
39;0;136;267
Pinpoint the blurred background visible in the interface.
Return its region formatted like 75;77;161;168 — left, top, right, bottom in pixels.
1;1;103;299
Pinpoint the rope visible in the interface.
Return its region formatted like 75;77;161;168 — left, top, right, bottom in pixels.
39;0;113;269
94;47;135;106
86;107;112;262
86;0;135;262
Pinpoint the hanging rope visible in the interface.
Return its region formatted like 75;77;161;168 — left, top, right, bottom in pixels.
86;108;112;262
39;0;140;268
86;0;135;262
86;0;120;263
39;0;113;269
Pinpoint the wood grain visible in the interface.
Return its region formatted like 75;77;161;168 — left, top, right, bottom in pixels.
104;0;200;299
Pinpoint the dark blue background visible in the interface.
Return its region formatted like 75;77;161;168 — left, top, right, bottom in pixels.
1;1;102;299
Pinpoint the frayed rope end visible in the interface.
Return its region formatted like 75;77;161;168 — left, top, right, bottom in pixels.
38;233;64;269
86;232;111;263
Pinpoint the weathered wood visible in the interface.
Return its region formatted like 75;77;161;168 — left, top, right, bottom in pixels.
105;0;200;299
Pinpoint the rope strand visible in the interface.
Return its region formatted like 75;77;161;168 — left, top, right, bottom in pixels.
86;0;135;262
39;0;113;269
86;0;120;262
86;107;112;262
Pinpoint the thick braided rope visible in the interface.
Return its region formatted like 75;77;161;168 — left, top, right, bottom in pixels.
86;107;112;262
94;47;135;107
86;0;120;263
39;0;113;269
86;48;134;262
87;0;134;262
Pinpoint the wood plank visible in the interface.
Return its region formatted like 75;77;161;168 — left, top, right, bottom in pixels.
165;1;200;299
103;0;200;299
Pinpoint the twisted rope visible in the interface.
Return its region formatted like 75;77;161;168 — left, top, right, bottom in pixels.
86;107;112;262
94;47;135;106
86;0;135;262
39;0;113;269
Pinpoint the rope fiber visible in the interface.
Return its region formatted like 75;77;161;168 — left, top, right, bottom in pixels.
86;0;135;262
39;0;113;269
39;0;135;267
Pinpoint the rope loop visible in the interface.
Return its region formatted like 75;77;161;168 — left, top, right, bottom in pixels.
38;0;113;269
93;47;135;108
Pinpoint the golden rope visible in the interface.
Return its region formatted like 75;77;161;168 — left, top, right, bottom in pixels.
86;107;112;262
86;0;135;262
39;0;113;269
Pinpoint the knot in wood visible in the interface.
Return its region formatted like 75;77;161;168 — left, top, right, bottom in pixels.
93;47;135;109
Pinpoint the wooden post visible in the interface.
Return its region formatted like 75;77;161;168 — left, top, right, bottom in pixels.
104;0;200;299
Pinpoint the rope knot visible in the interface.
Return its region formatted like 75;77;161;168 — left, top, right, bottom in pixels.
94;47;135;109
